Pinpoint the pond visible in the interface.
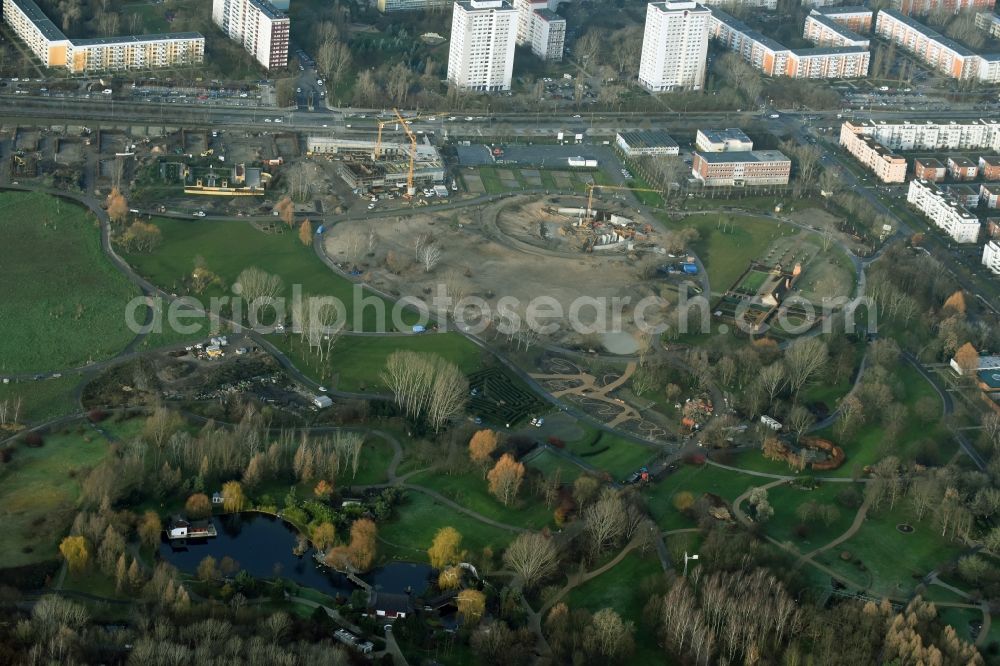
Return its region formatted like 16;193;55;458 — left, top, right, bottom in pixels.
158;512;431;598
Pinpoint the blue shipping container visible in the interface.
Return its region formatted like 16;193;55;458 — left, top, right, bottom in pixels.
681;263;699;274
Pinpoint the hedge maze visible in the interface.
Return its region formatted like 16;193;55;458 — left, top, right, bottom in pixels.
467;367;546;426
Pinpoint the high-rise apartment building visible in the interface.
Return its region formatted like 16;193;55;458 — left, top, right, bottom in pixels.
638;1;711;92
528;8;565;61
514;0;547;43
446;0;518;91
212;0;289;70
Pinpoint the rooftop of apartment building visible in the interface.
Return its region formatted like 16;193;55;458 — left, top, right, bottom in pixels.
710;8;788;52
7;0;69;42
915;157;946;166
7;0;202;47
814;5;872;15
791;45;869;56
652;1;711;12
854;133;906;159
458;0;514;10
248;0;289;20
72;32;204;47
806;12;869;41
697;149;789;163
533;7;563;22
913;179;981;218
878;9;977;57
981;156;1000;165
849;117;1000;128
949;155;977;166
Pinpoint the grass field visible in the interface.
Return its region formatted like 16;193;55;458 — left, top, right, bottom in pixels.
644;463;759;531
563;430;655;480
407;469;553;530
338;432;395;487
564;551;666;663
525;448;583;484
378;489;514;563
670;214;799;295
271;332;484;391
0;191;139;374
763;482;857;549
0;374;83;425
0;419;144;567
814;505;964;599
124;217;413;333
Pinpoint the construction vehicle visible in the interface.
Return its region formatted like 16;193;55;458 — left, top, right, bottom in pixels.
394;107;418;198
585;183;664;219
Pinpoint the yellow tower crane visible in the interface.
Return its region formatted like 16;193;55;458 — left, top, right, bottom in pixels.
393;107;419;198
373;111;424;161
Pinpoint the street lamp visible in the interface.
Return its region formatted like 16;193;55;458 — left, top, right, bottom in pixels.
683;552;699;577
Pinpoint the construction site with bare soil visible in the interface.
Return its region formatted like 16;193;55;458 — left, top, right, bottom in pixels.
323;194;681;350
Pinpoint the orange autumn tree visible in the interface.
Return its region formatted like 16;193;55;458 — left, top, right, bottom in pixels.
105;187;129;226
954;342;980;377
314;479;334;499
275;196;294;227
298;219;313;246
487;453;525;507
468;429;498;474
943;290;967;316
326;518;377;572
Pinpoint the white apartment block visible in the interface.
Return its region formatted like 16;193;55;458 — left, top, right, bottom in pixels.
378;0;453;11
875;9;1000;82
697;0;776;9
983;240;1000;274
447;0;518;92
212;0;289;70
709;8;869;78
638;1;711;92
3;0;203;72
804;11;870;48
907;179;982;243
514;0;547;44
787;47;870;77
528;8;565;61
842;119;1000;152
813;6;874;33
839;124;908;182
67;34;205;72
976;11;1000;38
892;0;995;16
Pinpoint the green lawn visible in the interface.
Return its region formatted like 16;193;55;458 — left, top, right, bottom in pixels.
407;469;552;530
0;423;113;567
525;448;583;484
763;482;858;550
337;432;395;487
0;191;139;374
644;463;759;531
271;333;484;391
667;214;799;295
564;551;666;663
0;374;83;425
814;505;965;599
563;431;655;480
378;490;514;563
124;217;411;332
